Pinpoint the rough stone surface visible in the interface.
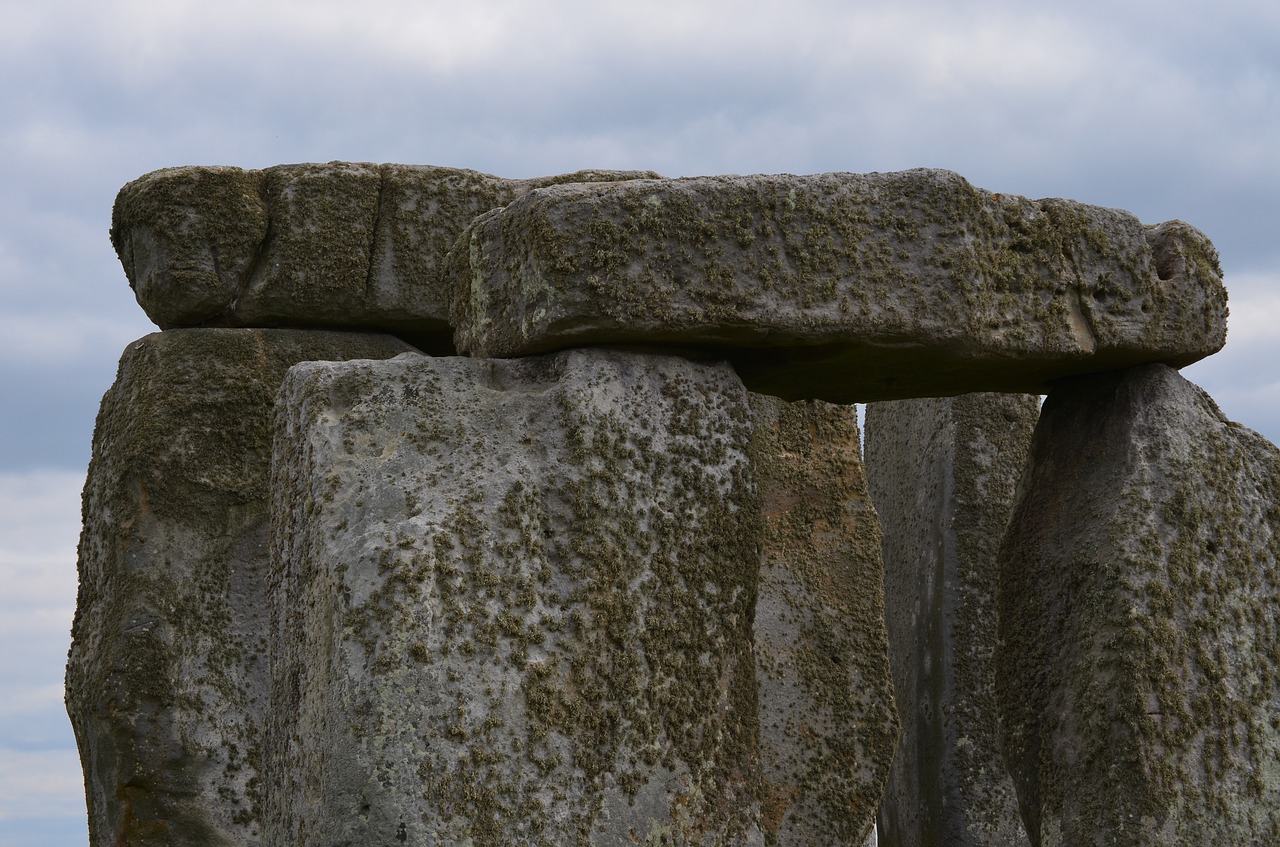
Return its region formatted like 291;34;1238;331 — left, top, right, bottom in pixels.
748;396;899;846
267;350;765;847
866;394;1039;847
66;328;418;847
450;170;1226;401
998;364;1280;845
111;163;660;345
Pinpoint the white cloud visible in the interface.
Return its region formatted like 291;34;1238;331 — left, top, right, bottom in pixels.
1180;269;1280;444
0;749;85;822
0;471;85;834
0;470;82;730
0;311;150;365
1221;271;1280;344
0;470;83;557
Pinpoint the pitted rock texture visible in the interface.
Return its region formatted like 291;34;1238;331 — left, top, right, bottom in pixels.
866;394;1039;847
66;328;417;847
267;350;765;847
749;396;899;846
998;364;1280;845
111;163;660;345
450;169;1226;401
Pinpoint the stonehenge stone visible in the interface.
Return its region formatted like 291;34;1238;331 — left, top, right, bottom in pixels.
749;395;899;845
267;350;765;846
77;161;1257;847
66;328;418;847
111;163;660;346
449;169;1226;402
267;350;903;846
865;394;1039;847
998;364;1280;845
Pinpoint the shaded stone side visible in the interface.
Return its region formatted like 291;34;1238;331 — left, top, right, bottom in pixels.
450;169;1225;401
66;328;418;847
111;163;660;344
267;350;764;847
748;396;899;846
998;364;1280;845
865;394;1039;847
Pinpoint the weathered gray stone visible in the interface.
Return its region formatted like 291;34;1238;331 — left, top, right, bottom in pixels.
267;350;765;846
998;364;1280;845
866;394;1039;847
66;328;418;847
449;170;1226;402
749;396;899;845
111;163;661;345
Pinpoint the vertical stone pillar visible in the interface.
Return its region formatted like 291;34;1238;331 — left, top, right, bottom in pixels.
998;365;1280;845
865;393;1039;847
750;396;900;846
66;329;417;847
268;350;765;846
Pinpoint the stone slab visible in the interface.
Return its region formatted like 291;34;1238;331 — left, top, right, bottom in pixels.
998;364;1280;845
66;328;417;847
449;169;1226;402
866;394;1038;847
267;350;765;846
111;163;660;346
749;396;899;846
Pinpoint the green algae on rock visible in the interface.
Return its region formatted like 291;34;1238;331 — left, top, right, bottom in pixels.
749;396;899;846
449;170;1226;401
267;350;764;847
998;364;1280;845
66;328;418;847
111;163;660;348
866;394;1039;847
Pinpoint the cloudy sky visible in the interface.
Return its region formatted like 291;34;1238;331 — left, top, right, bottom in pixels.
1;0;1276;842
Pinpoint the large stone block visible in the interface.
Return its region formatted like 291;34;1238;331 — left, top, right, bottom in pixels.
66;328;418;847
111;163;660;345
998;364;1280;845
449;170;1225;402
267;350;765;846
267;351;901;846
865;394;1039;847
749;396;899;845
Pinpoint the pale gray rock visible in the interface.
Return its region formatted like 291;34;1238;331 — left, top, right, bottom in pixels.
450;170;1226;401
998;364;1280;845
111;163;660;345
749;396;899;846
267;350;765;847
866;394;1039;847
66;328;417;847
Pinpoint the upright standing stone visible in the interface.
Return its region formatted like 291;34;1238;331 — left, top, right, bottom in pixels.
865;394;1039;847
67;328;417;847
749;396;899;846
998;364;1280;845
268;350;764;847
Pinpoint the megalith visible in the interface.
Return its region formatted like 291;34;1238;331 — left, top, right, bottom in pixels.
448;170;1225;401
865;394;1040;847
111;163;659;345
998;364;1280;845
267;350;766;846
749;396;899;845
66;328;417;847
267;350;902;846
75;160;1254;847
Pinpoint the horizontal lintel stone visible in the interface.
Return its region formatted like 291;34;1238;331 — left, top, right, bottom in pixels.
450;169;1226;402
110;163;661;347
